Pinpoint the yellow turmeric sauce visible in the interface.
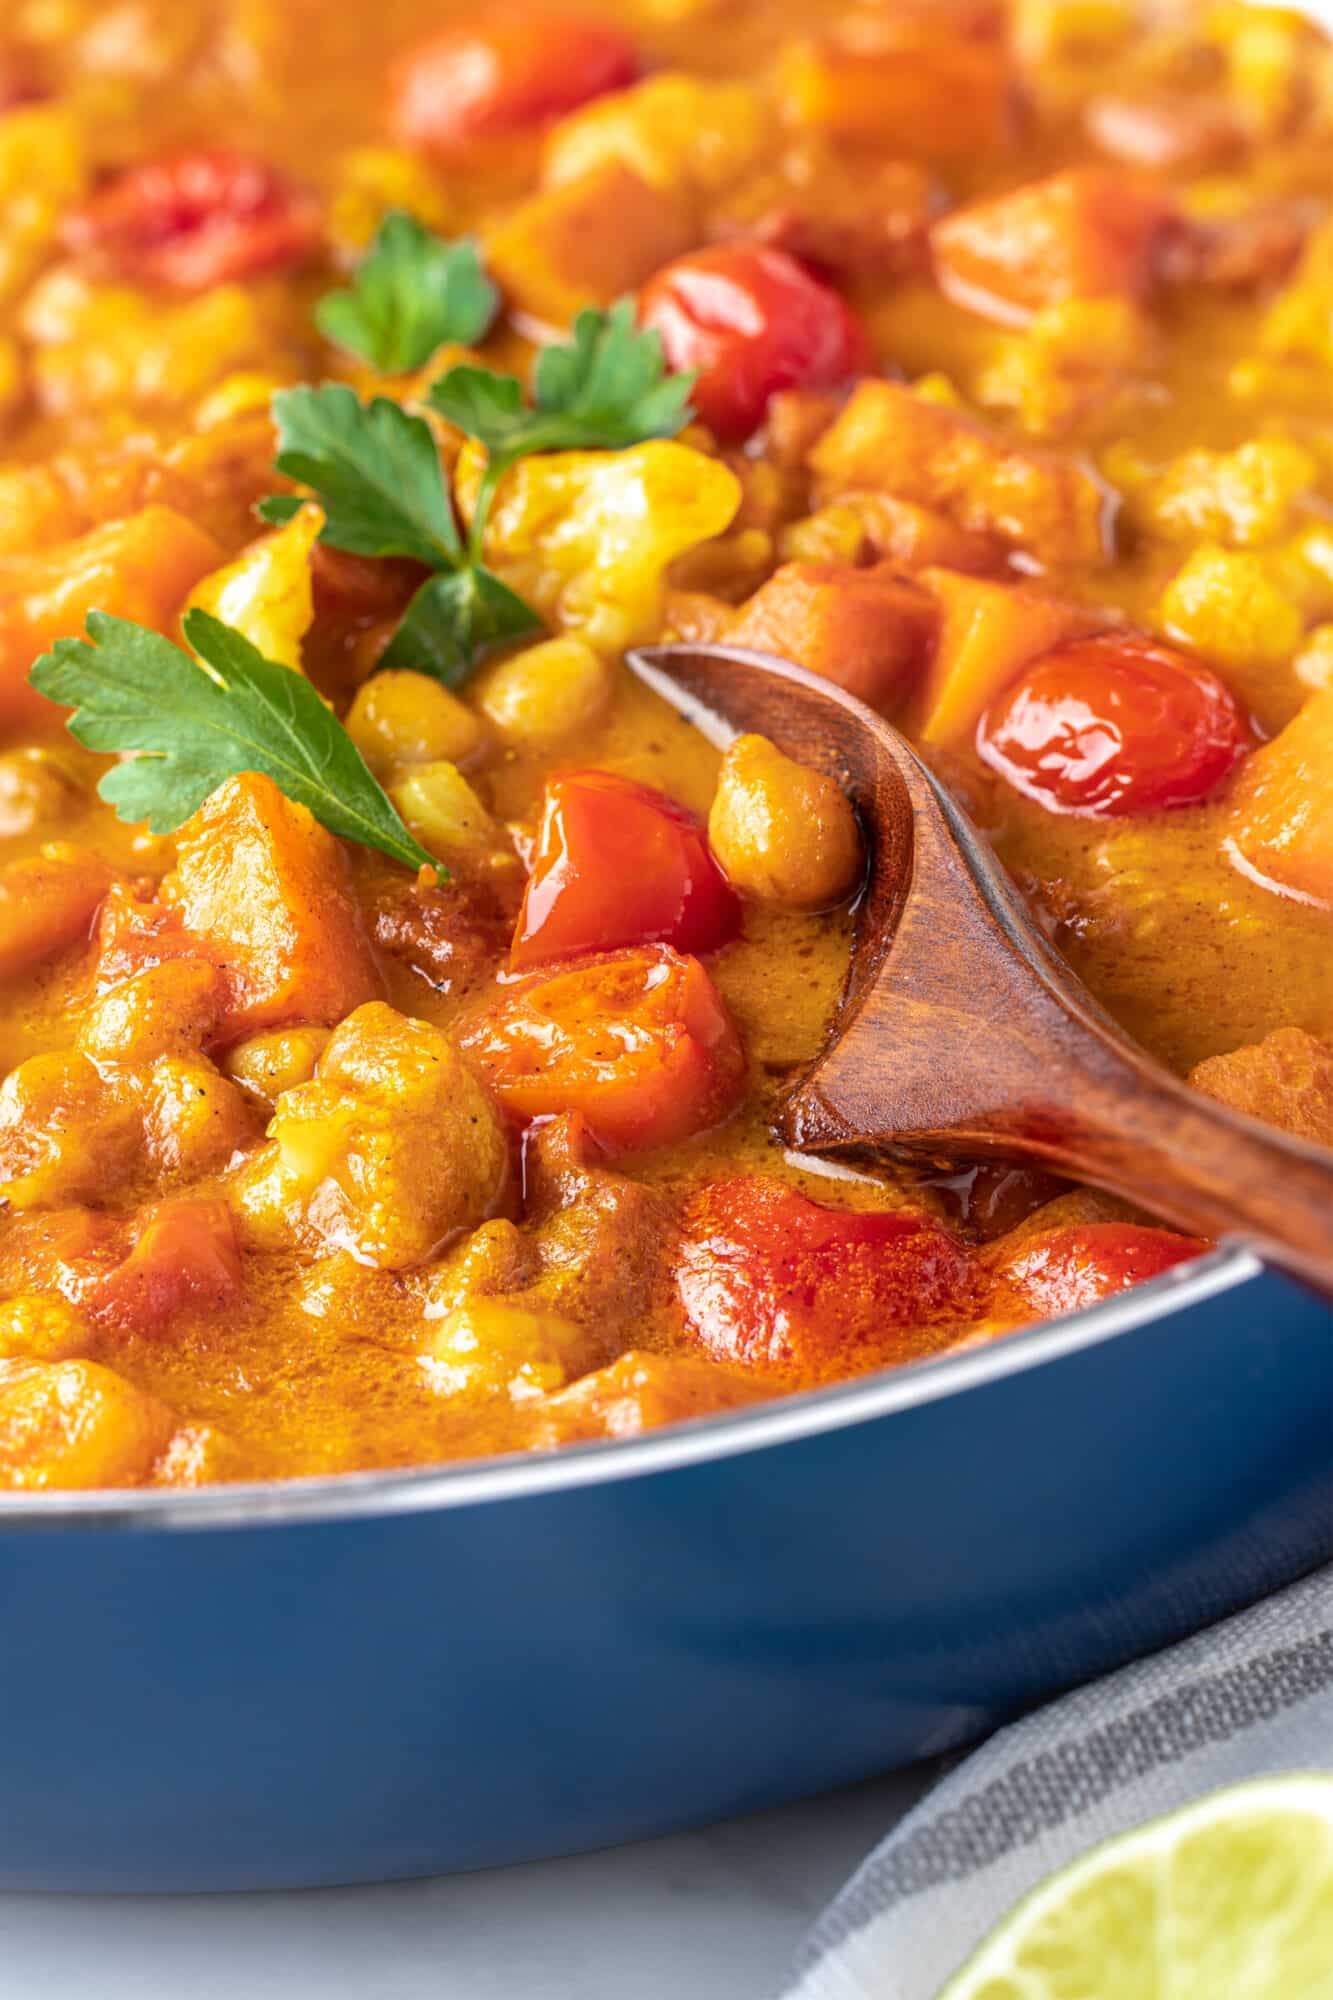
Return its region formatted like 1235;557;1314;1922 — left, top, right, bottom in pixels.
0;0;1329;1487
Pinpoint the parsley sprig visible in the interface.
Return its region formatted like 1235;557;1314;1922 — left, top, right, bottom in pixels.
316;213;499;375
262;294;696;687
29;609;440;876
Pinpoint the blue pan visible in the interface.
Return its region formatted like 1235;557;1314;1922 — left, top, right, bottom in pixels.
0;1242;1328;1892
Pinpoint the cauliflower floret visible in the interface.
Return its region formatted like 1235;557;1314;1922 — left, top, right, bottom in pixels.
0;1358;175;1490
187;505;323;671
459;440;741;655
1160;543;1303;671
1260;222;1333;368
0;1295;91;1362
0;104;88;305
232;1002;509;1269
543;72;775;201
1130;437;1318;548
1295;622;1333;692
0;1051;142;1210
421;1297;588;1402
974;297;1158;438
22;269;277;419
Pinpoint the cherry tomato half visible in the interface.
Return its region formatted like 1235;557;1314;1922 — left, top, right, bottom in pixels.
511;770;741;970
638;242;872;442
60;150;321;292
987;1221;1207;1318
463;945;745;1154
977;632;1249;816
391;11;638;157
674;1177;978;1378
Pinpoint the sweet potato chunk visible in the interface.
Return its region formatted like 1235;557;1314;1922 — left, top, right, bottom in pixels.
0;505;223;728
0;844;112;982
1228;687;1333;908
933;169;1180;326
777;31;1015;159
726;561;937;709
484;159;695;328
164;772;381;1044
0;1358;175;1490
809;380;1110;570
913;568;1101;747
1189;1028;1333;1147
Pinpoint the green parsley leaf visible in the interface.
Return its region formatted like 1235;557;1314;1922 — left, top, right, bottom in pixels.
379;567;542;685
315;215;500;375
270;382;462;568
28;608;440;876
428;300;695;462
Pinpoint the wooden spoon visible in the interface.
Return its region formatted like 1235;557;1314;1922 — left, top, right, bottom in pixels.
629;641;1333;1294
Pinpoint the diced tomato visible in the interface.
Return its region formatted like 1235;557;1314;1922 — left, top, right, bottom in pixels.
391;12;638;158
638;243;871;442
978;632;1250;816
60;150;321;292
463;944;745;1154
87;1199;244;1335
932;169;1180;326
674;1177;978;1378
987;1221;1207;1318
512;771;740;970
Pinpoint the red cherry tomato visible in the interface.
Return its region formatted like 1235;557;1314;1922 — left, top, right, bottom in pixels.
987;1221;1207;1318
60;150;321;292
463;945;745;1154
977;632;1249;816
638;243;872;441
391;11;638;157
674;1177;978;1378
511;770;741;970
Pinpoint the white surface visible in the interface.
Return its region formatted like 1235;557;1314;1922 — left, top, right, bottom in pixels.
0;1768;937;2000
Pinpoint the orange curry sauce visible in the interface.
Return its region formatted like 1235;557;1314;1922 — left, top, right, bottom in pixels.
0;0;1329;1487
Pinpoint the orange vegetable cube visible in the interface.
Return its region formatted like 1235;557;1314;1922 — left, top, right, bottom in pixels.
913;569;1100;747
165;772;382;1043
484;160;695;329
809;380;1110;571
0;505;223;729
1189;1028;1333;1147
932;169;1180;326
777;31;1016;159
1228;686;1333;908
727;560;937;710
0;844;113;981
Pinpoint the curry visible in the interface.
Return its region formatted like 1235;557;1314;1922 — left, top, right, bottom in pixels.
0;0;1329;1490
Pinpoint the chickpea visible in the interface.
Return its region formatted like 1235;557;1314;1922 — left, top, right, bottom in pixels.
708;733;863;910
475;636;612;749
223;1026;332;1112
0;747;85;837
345;670;482;777
389;760;499;856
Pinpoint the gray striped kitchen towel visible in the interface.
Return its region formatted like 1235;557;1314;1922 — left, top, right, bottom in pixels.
783;1563;1333;1998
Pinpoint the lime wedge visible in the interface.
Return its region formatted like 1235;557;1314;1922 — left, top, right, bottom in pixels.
938;1772;1333;2000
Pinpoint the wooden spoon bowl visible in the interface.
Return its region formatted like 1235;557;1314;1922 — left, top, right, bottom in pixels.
629;641;1333;1295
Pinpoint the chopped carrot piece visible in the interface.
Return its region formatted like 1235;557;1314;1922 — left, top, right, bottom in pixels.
485;160;695;328
727;560;937;709
933;169;1180;326
165;772;382;1043
913;569;1102;747
777;31;1016;159
0;506;223;729
1228;686;1333;908
809;381;1110;570
0;845;113;981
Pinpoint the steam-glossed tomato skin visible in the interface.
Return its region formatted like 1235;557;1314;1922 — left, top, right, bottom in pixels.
511;770;741;969
638;243;872;441
463;945;745;1154
987;1221;1208;1317
675;1177;978;1378
60;150;321;291
978;632;1249;816
391;13;638;157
